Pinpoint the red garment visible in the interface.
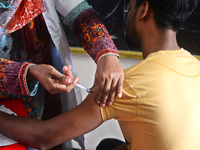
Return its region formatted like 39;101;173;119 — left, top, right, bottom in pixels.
0;98;27;150
0;0;45;36
20;14;50;64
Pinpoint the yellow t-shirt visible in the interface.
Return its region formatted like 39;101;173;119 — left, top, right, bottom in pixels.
100;49;200;150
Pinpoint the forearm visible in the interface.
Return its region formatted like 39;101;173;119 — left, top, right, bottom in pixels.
0;111;48;150
63;1;119;63
0;90;102;149
0;111;76;150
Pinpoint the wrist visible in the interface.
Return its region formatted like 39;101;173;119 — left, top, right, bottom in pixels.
96;49;119;63
27;64;37;80
97;54;119;64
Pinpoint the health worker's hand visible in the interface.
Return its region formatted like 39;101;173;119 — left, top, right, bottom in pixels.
95;55;124;107
27;64;79;94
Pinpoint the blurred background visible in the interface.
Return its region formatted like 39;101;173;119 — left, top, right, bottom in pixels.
65;0;200;55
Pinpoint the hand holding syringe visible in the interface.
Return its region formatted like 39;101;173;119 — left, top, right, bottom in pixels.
62;65;92;93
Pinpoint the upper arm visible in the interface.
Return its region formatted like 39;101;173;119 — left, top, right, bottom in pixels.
100;80;138;122
42;81;138;148
44;91;103;148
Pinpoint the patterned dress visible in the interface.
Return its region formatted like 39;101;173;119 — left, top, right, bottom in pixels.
0;31;43;119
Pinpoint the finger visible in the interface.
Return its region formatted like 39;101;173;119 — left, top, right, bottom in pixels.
63;66;72;77
97;76;105;105
52;69;72;85
94;70;101;104
116;76;124;98
70;77;79;85
100;78;112;107
62;65;71;74
107;79;118;106
53;77;79;93
65;77;79;92
65;70;74;81
63;66;74;81
94;70;100;104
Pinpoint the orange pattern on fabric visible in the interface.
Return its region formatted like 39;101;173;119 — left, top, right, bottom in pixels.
80;23;111;52
0;0;45;36
20;14;50;63
0;58;11;92
28;108;32;113
0;96;5;99
34;102;38;107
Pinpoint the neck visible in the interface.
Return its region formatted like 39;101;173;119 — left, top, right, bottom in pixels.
141;29;180;59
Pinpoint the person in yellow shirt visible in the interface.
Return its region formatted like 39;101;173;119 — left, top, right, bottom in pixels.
0;0;200;150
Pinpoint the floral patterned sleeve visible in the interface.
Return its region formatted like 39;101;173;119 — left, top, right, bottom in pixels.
62;1;119;63
0;58;38;96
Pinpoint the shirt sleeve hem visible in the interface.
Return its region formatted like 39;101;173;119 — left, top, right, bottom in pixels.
19;63;39;96
56;0;84;17
95;49;120;63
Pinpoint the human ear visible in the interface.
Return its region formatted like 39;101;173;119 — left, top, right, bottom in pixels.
138;1;149;20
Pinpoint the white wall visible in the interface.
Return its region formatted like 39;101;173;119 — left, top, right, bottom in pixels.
71;53;141;150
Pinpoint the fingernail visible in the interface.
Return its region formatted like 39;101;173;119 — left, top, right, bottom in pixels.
63;77;69;83
118;93;122;98
101;103;105;107
109;102;112;106
97;101;100;104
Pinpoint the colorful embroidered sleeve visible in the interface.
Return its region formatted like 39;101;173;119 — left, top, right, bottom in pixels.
63;1;119;63
0;58;38;96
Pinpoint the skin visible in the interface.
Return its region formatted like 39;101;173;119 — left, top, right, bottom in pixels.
126;0;180;58
0;85;102;150
27;64;79;94
0;65;126;150
95;55;124;107
0;0;183;149
28;51;124;107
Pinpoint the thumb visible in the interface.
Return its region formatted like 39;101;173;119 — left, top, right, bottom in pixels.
52;69;72;84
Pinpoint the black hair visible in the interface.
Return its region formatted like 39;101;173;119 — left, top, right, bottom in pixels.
135;0;199;31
